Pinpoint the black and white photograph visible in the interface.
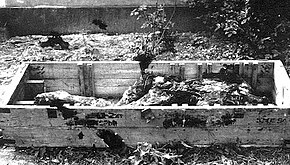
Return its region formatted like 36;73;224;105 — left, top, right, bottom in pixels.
0;0;289;164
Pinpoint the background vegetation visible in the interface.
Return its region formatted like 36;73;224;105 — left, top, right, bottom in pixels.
184;0;290;62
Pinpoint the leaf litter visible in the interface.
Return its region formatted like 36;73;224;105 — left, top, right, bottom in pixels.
11;142;290;165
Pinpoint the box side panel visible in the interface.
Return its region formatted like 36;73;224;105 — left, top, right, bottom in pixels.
274;60;290;106
26;61;276;102
148;61;275;96
1;126;108;147
2;64;29;105
5;0;186;7
28;62;142;98
2;126;288;147
0;106;290;147
93;62;141;97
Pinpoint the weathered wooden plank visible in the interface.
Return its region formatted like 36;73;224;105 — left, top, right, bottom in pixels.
170;63;185;76
234;62;240;74
207;63;212;73
27;61;276;80
3;64;29;105
93;62;141;79
184;63;198;79
179;63;185;80
274;60;290;106
197;63;203;79
0;107;125;127
0;107;54;127
86;63;95;97
25;80;44;100
44;79;80;95
29;63;79;79
15;101;35;105
43;79;132;97
1;126;107;147
94;87;129;97
45;78;136;88
251;62;259;89
94;79;137;87
148;62;188;79
244;62;251;78
210;62;223;74
28;61;141;80
0;105;289;147
1;125;289;147
78;63;85;96
26;80;45;84
94;70;141;79
78;63;95;97
2;106;289;129
239;62;244;76
147;63;170;75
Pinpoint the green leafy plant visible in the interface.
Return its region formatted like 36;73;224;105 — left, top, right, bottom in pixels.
131;4;176;59
185;0;290;61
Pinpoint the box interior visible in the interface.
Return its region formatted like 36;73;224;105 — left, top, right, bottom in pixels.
6;60;290;107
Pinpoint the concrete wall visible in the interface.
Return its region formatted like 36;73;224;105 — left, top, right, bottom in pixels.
0;6;205;36
0;0;5;7
4;0;187;7
0;0;206;36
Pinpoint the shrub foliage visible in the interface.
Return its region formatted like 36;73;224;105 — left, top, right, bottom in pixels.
185;0;290;60
131;5;176;59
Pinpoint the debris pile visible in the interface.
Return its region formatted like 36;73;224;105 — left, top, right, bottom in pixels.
127;142;182;165
116;72;155;106
15;142;290;164
117;71;269;106
35;70;269;107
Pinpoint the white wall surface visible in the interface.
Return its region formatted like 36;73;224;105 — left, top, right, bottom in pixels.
4;0;186;7
0;0;5;7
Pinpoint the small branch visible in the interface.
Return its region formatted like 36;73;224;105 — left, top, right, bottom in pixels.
156;0;176;46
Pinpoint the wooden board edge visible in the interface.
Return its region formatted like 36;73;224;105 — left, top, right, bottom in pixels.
0;104;284;110
274;61;290;106
1;64;30;105
1;126;289;147
26;60;277;65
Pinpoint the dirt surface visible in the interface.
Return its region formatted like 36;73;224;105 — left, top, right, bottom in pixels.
0;147;37;165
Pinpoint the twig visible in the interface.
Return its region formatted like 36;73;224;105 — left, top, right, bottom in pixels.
155;0;177;47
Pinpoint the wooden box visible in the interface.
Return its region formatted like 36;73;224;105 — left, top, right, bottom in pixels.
1;60;290;147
